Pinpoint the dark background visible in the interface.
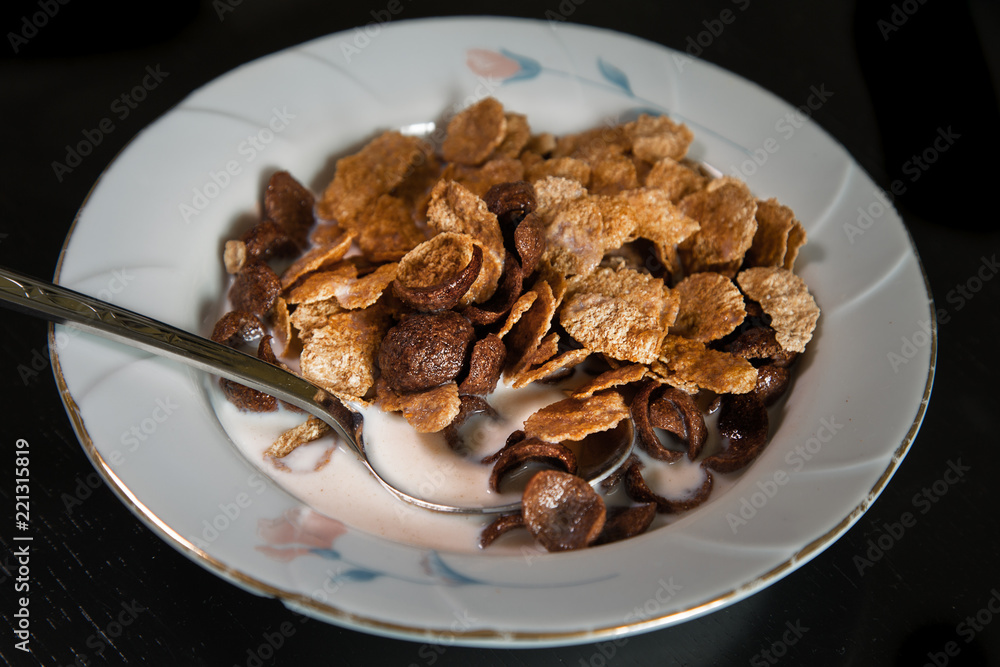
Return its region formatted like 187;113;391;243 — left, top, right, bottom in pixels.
2;1;998;665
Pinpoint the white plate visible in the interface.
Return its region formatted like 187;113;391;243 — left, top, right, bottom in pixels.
52;17;935;647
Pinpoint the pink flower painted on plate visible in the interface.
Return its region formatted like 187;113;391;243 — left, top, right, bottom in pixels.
466;49;521;79
466;48;541;83
256;507;346;561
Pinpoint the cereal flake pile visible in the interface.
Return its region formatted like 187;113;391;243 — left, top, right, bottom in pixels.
212;97;820;551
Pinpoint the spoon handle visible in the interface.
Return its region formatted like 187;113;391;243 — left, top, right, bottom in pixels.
0;266;359;453
0;266;522;515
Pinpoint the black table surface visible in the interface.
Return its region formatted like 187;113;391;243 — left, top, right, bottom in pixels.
2;1;998;665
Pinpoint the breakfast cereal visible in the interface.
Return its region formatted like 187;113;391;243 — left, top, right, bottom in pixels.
212;97;821;553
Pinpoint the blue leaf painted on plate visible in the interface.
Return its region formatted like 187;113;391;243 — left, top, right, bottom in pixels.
423;551;484;586
334;569;381;583
499;48;542;82
597;58;633;96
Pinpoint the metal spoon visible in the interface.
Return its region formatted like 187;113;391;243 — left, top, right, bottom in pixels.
0;266;634;514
